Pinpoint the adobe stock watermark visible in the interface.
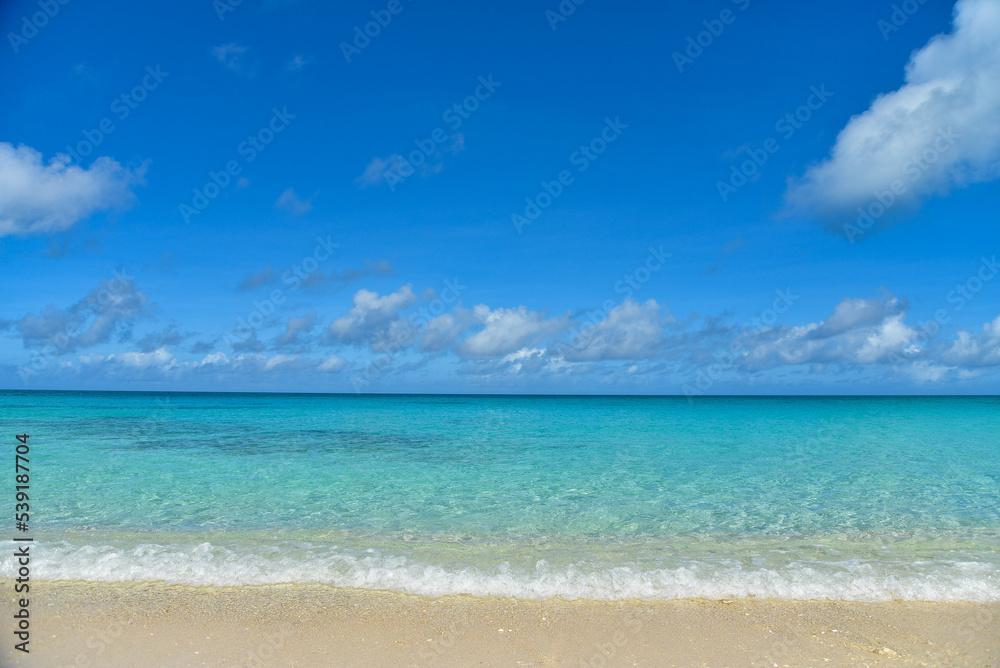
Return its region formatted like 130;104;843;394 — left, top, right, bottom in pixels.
877;0;930;41
407;619;470;667
672;0;751;73
381;75;501;191
340;0;416;63
545;0;587;31
568;246;672;352
7;0;71;54
351;278;466;392
843;126;958;243
512;116;628;234
62;65;169;165
222;236;339;347
214;0;243;21
682;288;799;399
179;107;296;224
52;621;124;668
580;618;643;667
717;84;833;202
243;625;293;667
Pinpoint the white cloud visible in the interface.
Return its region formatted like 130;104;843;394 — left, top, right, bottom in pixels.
196;352;229;367
814;295;901;337
264;354;298;370
739;295;916;369
16;275;1000;388
78;347;179;376
853;313;916;364
420;310;476;352
274;187;314;215
189;352;315;375
942;315;1000;367
318;354;346;372
329;285;418;345
21;346;344;385
460;347;555;377
368;318;420;354
785;0;1000;224
905;360;953;383
198;353;295;373
457;305;567;360
117;347;178;370
0;143;145;237
562;298;671;362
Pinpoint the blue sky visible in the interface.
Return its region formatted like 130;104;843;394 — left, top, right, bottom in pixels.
1;0;999;393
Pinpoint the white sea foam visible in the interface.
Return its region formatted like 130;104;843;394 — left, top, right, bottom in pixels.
2;541;998;602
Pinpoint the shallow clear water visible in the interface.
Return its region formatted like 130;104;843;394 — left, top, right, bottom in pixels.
1;391;998;600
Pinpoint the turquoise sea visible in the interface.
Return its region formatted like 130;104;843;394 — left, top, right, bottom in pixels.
2;391;998;601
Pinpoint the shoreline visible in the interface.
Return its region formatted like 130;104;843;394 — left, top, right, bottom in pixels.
2;580;997;666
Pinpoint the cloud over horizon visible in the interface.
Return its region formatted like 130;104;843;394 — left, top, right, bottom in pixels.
8;278;1000;390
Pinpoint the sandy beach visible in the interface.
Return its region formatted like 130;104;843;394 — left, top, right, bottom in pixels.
1;581;996;667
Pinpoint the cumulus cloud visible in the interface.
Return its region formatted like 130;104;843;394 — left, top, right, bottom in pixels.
264;354;298;370
195;352;311;374
420;309;477;353
813;295;905;338
561;298;672;362
318;354;346;372
73;348;327;382
785;0;1000;226
369;319;422;354
13;284;1000;388
78;347;179;378
194;351;228;368
12;274;151;353
456;305;568;360
115;347;178;371
941;315;1000;367
39;347;343;385
739;294;915;370
274;187;314;215
0;143;145;237
328;285;418;346
460;347;554;377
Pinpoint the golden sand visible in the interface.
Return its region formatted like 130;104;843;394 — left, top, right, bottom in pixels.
1;581;997;667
